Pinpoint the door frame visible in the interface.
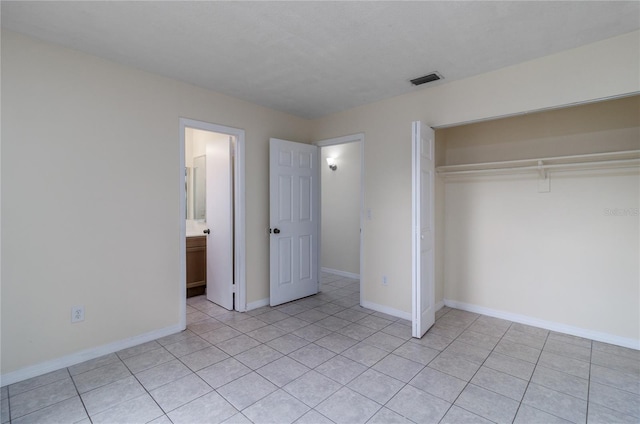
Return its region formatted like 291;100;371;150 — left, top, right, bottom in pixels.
179;118;246;327
314;133;365;303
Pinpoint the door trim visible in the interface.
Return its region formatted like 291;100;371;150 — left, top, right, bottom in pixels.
179;118;246;321
314;133;364;305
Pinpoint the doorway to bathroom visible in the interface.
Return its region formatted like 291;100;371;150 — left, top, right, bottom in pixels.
179;118;246;314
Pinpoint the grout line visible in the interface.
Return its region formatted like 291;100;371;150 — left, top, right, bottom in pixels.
511;324;550;423
585;338;593;423
437;311;490;423
66;368;93;424
4;387;10;424
118;348;173;421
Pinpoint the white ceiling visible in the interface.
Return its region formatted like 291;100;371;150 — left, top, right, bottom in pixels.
2;1;639;119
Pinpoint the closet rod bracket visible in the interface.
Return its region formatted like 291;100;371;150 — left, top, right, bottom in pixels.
538;160;550;193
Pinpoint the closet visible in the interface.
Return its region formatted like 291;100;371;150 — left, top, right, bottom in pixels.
434;95;639;343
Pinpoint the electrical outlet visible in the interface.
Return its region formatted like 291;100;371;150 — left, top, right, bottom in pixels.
382;275;388;286
71;305;85;323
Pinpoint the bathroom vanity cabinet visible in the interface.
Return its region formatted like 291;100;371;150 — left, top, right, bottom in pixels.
186;236;206;297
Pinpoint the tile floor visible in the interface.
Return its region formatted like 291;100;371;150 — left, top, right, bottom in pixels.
2;273;639;423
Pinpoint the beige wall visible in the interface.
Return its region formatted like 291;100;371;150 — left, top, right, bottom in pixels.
310;31;640;334
320;142;361;275
1;30;310;376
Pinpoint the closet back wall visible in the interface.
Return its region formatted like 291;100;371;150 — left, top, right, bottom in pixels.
438;96;640;346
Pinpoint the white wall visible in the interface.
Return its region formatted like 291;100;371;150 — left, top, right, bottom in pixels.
185;128;227;227
1;30;310;379
320;142;361;276
185;127;216;167
311;31;640;339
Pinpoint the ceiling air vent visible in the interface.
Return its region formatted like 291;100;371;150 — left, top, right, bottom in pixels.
410;72;443;86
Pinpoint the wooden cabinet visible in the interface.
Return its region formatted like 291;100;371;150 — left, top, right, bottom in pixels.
186;236;206;296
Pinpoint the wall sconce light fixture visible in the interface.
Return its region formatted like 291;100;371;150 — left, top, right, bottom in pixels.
326;157;337;171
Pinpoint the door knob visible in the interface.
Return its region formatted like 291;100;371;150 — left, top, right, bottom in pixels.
203;229;210;234
273;228;281;234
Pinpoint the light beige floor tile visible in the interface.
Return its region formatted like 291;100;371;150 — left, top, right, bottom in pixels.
121;347;174;374
387;385;450;424
589;381;640;418
409;366;466;403
135;359;193;391
72;361;131;393
284;370;341;407
150;374;212;413
9;369;70;396
234;344;283;370
514;404;573;424
316;387;380;424
81;375;146;417
471;366;528;401
348;369;404;404
371;353;424;383
522;383;587;423
11;396;87;424
257;357;310;387
197;358;251;389
531;365;588;400
455;384;520;424
441;405;494;424
168;391;237;424
288;343;336;368
91;394;163;424
10;378;77;419
217;372;277;410
243;389;310;424
315;355;367;385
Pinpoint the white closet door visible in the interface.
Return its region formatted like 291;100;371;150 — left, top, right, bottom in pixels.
412;121;436;338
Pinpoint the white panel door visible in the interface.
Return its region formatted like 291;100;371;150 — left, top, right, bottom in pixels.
269;138;319;306
412;121;436;338
205;136;234;310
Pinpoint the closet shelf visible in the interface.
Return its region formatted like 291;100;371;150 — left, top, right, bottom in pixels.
436;150;640;177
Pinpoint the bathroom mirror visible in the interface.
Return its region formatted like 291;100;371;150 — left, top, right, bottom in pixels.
186;155;206;221
192;155;206;221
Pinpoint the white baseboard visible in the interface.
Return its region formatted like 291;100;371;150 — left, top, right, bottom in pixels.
246;298;270;311
361;300;411;321
358;300;444;324
321;267;360;280
444;299;640;350
1;323;184;387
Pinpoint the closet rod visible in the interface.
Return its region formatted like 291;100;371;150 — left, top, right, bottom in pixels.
437;158;640;176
